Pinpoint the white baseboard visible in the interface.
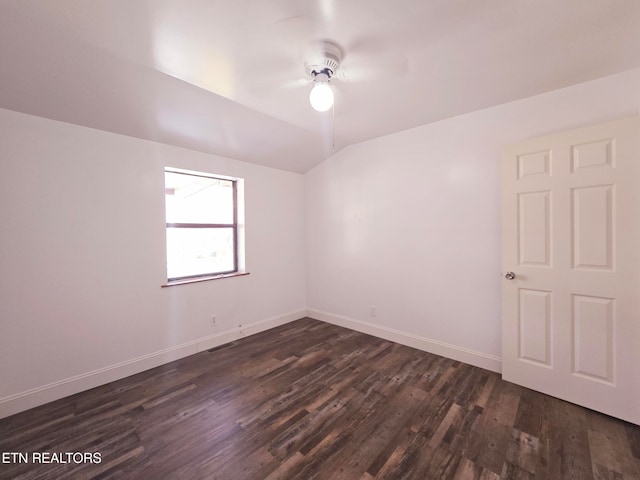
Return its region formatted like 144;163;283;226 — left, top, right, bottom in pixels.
0;309;305;419
307;309;502;373
0;308;501;419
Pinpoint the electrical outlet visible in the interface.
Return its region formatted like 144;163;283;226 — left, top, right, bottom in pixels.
370;306;377;317
210;315;217;327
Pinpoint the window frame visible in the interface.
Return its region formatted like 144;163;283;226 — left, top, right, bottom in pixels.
164;169;239;283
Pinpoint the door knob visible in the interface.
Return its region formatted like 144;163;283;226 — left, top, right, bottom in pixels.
505;271;516;280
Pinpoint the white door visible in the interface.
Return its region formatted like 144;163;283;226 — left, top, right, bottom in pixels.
502;117;640;425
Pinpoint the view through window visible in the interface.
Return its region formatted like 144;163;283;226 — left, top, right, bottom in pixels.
164;169;238;281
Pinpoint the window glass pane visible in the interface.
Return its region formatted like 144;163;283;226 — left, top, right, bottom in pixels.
165;171;234;224
166;227;235;279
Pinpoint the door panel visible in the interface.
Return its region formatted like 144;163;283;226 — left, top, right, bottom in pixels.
518;288;552;366
572;294;614;383
518;191;551;266
502;117;640;425
571;185;614;270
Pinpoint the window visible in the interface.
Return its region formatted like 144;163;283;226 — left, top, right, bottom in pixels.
164;169;239;282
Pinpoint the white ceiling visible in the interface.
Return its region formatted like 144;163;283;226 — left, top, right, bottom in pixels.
1;0;640;173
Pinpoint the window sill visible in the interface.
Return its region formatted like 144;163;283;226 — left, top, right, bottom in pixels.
161;272;250;288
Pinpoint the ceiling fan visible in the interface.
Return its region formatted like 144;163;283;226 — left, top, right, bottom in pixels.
304;40;343;112
269;38;408;114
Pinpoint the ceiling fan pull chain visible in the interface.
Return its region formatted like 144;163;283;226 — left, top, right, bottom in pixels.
332;101;335;148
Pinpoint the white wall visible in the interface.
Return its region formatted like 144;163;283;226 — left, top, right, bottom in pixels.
305;68;640;371
0;108;306;417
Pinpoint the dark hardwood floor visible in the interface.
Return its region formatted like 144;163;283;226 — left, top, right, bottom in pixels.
1;318;639;479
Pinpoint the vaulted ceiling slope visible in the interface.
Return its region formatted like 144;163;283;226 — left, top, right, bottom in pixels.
1;1;640;173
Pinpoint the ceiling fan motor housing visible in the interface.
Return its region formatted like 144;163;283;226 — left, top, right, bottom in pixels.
305;40;342;79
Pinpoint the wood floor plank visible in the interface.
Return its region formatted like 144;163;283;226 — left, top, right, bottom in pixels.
586;412;640;479
544;399;594;479
625;423;640;460
1;317;639;479
504;429;539;476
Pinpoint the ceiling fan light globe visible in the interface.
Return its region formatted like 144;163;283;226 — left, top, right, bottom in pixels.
309;83;334;112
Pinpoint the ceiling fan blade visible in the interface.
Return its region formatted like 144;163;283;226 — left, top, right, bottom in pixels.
234;46;310;96
269;9;331;45
247;74;310;96
344;35;390;57
338;52;409;83
282;77;311;89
